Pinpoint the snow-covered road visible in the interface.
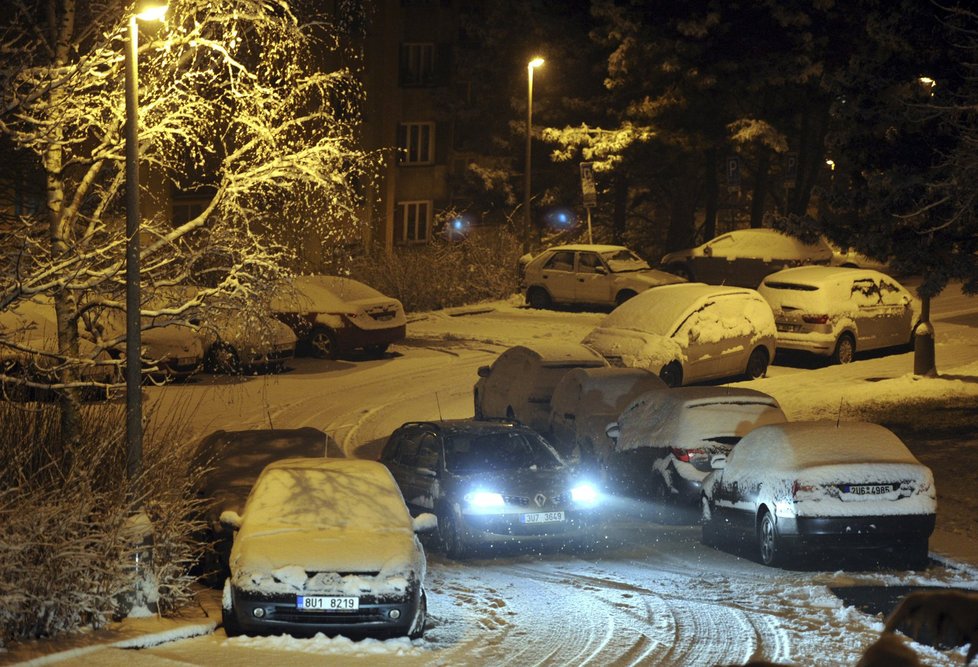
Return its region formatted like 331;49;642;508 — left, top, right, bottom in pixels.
118;288;978;667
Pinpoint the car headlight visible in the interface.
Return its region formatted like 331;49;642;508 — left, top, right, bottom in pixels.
464;491;505;508
570;482;600;506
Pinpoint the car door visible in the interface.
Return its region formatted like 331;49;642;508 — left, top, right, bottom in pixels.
849;277;887;350
710;294;758;379
672;299;723;382
689;235;735;285
878;277;915;347
539;250;577;303
402;431;442;512
383;426;426;515
573;251;613;305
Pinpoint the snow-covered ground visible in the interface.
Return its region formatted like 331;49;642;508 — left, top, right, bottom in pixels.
9;283;978;666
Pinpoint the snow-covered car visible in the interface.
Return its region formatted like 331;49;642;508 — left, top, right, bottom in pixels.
701;421;936;568
221;457;433;639
521;244;685;309
473;341;609;433
660;228;833;288
270;275;406;359
582;283;777;387
379;419;602;559
604;387;786;521
547;366;667;463
757;266;919;364
0;297;116;398
826;239;891;272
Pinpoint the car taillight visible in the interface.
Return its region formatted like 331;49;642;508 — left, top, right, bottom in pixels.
802;314;829;324
792;481;816;497
672;447;706;462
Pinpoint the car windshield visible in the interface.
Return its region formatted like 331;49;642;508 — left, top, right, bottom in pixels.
445;431;564;474
600;249;650;273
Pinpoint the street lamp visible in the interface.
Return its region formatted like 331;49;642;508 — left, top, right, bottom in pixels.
125;2;167;481
523;57;544;254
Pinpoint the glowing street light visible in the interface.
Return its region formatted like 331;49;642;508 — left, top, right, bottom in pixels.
125;1;167;481
523;57;544;254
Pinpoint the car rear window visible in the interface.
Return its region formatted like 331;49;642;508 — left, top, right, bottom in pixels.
761;281;819;291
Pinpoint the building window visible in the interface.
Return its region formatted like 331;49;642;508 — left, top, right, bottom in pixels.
172;197;210;226
400;43;435;86
395;201;431;244
398;122;435;164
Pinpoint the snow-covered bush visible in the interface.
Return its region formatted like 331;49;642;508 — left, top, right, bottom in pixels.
351;230;522;312
0;402;208;646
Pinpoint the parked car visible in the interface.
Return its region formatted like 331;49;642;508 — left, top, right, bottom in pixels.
473;342;609;433
0;297;116;398
604;387;786;521
221;457;434;638
701;421;936;568
521;244;685;309
826;239;891;272
151;286;296;374
379;419;602;559
547;366;667;463
582;283;777;387
660;228;833;288
270;275;406;359
757;266;919;364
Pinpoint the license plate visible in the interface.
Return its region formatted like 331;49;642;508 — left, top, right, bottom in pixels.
522;511;565;524
777;322;802;332
842;484;895;496
296;596;359;611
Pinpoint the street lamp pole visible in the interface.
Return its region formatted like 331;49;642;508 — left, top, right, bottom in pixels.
523;57;544;255
125;4;167;482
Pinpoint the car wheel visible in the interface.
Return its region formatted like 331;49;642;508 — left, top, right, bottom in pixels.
757;509;784;567
205;343;242;375
659;361;683;387
527;287;552;310
744;347;769;380
440;511;468;560
308;327;338;359
615;289;637;307
222;596;241;637
831;333;855;365
365;343;389;358
408;590;427;639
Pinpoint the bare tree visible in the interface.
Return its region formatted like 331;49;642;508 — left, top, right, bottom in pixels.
0;0;374;457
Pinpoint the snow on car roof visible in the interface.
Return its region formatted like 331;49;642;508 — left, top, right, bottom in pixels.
730;421;921;473
552;367;664;413
503;341;608;366
616;387;784;452
243;457;412;532
710;229;833;259
599;283;757;336
270;275;392;313
761;265;886;287
540;244;631;253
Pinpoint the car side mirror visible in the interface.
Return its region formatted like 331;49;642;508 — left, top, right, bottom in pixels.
413;513;438;533
710;454;727;470
594;266;608;275
477;365;491;378
219;510;242;531
605;422;620;441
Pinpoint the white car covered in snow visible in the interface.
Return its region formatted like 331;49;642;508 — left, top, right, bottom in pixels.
701;421;937;569
603;387;786;521
473;341;609;434
520;244;685;309
547;366;666;463
757;266;919;364
221;457;435;639
271;275;406;359
582;283;777;387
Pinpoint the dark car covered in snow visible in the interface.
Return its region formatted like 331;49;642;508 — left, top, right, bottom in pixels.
221;457;434;639
379;419;602;559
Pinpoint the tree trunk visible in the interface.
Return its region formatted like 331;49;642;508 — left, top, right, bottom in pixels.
789;100;831;216
750;148;771;228
612;172;627;245
702;148;718;240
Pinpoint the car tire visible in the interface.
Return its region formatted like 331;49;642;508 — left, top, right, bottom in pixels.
527;287;552;310
440;511;468;560
744;347;769;380
408;590;427;639
205;343;242;375
615;290;637;307
365;343;389;358
659;361;683;388
222;600;241;637
831;333;856;365
757;509;785;567
308;327;338;360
